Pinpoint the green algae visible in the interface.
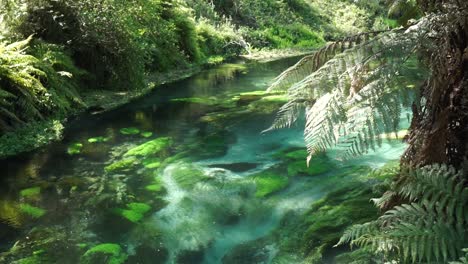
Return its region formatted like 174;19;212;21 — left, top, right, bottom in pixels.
81;243;127;264
113;202;151;223
19;204;46;218
171;163;210;190
140;131;153;138
67;142;83;155
19;187;41;198
142;158;161;169
119;127;140;135
124;137;173;157
252;172;289;198
87;136;109;143
280;149;334;176
104;158;138;173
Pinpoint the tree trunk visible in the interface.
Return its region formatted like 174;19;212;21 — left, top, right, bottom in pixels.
402;1;468;170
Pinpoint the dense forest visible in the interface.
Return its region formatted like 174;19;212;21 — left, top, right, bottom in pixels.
0;0;467;264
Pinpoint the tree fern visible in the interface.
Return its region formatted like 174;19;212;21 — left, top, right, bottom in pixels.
0;36;84;132
264;20;429;160
337;164;468;263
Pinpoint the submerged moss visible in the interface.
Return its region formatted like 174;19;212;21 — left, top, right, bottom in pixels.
81;243;127;264
113;202;151;223
19;204;46;218
142;158;161;169
119;127;140;135
282;150;334;176
145;177;163;192
87;136;109;143
140;132;153;138
253;172;289;198
104;158;138;173
124;137;173;157
19;187;41;198
67;142;83;155
171;163;210;190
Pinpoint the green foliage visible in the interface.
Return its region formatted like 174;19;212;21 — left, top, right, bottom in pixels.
67;142;83;155
124;137;173;157
87;136;109;143
337;164;468;263
19;187;41;198
113;203;151;224
104;158;138;173
265;25;428;160
0;119;64;158
81;243;127;264
0;37;83;133
19;204;46;218
119;127;140;135
252;172;289;197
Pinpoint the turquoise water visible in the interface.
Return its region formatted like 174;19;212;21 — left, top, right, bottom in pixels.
0;58;407;263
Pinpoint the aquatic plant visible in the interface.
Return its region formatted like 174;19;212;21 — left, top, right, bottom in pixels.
170;163;210;190
252;172;289;198
87;136;109;143
142;158;161;169
67;142;83;155
119;127;140;135
124;137;173;157
19;204;46;218
113;202;151;224
81;243;127;264
19;187;41;198
104;158;138;173
140;132;153;138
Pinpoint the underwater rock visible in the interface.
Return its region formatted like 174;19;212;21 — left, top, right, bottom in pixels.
81;243;127;264
185;130;236;160
119;127;140;135
142;157;161;169
176;249;205;264
207;162;258;172
126;245;168;264
222;238;274;264
124;137;173;158
251;171;289;198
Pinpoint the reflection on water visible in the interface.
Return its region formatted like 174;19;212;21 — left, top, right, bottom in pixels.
0;56;407;264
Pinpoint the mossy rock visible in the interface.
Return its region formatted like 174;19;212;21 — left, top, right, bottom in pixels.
104;158;138;173
87;136;109;143
19;204;46;218
252;172;289;198
119;127;140;135
19;187;41;198
81;243;127;264
124;137;173;157
171;163;211;190
67;142;83;155
112;202;151;223
186;130;236;160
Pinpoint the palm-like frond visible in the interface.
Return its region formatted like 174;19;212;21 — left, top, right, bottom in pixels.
337;164;468;263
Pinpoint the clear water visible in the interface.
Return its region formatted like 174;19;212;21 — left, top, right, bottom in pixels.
0;57;407;264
